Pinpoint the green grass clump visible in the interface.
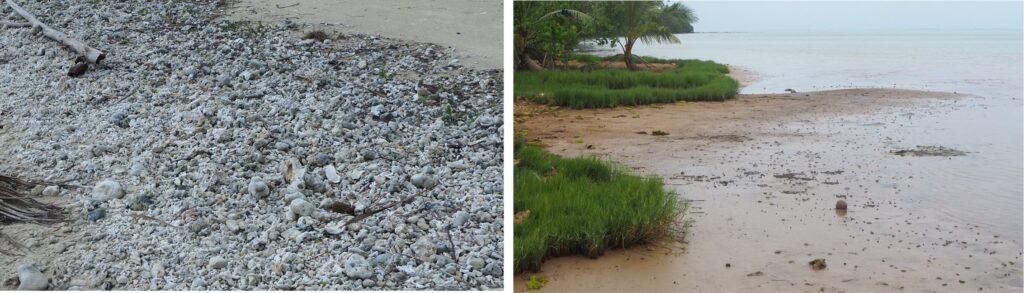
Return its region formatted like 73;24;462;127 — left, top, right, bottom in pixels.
567;53;604;65
514;138;682;272
515;57;738;108
525;275;549;290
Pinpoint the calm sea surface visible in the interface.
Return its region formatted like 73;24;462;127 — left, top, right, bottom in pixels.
593;31;1024;241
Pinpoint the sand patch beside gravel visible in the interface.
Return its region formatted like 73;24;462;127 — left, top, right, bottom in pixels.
228;0;502;70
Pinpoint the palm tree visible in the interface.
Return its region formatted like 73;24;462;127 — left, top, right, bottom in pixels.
597;1;696;70
514;1;593;70
660;2;698;34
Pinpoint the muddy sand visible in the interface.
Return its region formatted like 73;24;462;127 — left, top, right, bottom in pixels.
228;0;502;70
514;89;1022;292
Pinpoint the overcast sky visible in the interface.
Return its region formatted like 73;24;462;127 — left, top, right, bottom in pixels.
678;1;1024;32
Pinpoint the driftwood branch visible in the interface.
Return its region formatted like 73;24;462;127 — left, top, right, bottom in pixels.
446;224;460;264
4;0;106;63
0;20;29;28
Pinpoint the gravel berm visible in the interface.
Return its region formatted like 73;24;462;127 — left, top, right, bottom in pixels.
0;0;502;290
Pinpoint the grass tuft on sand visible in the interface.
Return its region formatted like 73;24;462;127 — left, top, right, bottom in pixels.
513;138;682;272
515;57;738;108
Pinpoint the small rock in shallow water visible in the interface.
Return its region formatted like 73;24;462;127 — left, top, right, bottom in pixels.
835;199;847;210
92;180;124;202
16;264;48;290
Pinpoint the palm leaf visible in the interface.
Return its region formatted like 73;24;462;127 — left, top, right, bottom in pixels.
537;9;594;24
0;175;65;224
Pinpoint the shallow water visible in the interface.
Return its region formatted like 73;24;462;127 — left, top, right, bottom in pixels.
592;31;1024;242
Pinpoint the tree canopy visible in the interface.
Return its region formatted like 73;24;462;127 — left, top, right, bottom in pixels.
513;1;698;70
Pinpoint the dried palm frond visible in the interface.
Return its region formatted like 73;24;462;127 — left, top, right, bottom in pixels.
0;175;65;224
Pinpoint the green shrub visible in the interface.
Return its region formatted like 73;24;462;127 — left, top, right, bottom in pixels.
513;139;683;272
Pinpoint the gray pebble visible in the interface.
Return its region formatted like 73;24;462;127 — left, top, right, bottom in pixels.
482;262;502;277
16;264;48;290
127;194;152;211
289;198;316;217
208;256;228;269
248;179;269;199
92;180;124;202
453;211;470;227
410;173;438;189
87;208;106;222
42;185;60;197
343;254;373;279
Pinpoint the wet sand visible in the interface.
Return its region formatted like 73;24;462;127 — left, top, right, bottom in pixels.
514;89;1022;292
228;0;502;69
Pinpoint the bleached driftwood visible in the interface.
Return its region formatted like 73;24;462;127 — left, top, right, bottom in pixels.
4;0;106;63
0;20;29;28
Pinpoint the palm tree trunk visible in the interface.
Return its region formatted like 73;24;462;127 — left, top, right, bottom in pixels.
523;54;543;71
623;38;637;70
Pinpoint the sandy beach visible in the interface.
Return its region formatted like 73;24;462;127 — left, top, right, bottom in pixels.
514;88;1022;291
228;0;502;70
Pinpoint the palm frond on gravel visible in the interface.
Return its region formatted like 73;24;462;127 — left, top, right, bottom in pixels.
0;175;65;224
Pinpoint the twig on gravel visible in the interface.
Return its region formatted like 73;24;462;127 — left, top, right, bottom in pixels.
446;223;460;265
344;191;422;225
0;21;30;28
130;213;185;230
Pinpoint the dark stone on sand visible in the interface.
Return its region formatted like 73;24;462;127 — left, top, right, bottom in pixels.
809;258;827;270
68;62;88;77
88;208;106;222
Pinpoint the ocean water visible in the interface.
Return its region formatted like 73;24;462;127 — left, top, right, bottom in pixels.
593;31;1024;241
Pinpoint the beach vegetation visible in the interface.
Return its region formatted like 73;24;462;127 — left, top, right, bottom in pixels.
514;1;697;70
525;275;549;290
514;138;683;272
515;58;738;108
589;1;697;70
303;30;330;41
